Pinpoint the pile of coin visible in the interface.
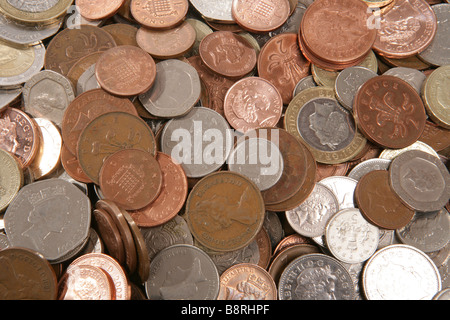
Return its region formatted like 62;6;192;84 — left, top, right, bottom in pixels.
0;0;449;301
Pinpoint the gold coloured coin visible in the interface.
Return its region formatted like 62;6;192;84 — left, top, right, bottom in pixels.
0;0;73;25
0;149;23;212
422;65;450;129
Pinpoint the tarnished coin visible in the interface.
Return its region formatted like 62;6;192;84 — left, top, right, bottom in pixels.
325;208;379;264
0;247;57;300
76;0;125;20
278;253;355;300
138;59;200;118
130;0;188;29
318;176;358;210
199;31;257;79
354;75;427;149
258;33;310;105
185;171;265;252
102;23;138;47
128;152;188;228
389;150;450;212
286;183;339;238
145;244;220;300
77;111;156;185
362;244;441;300
419;120;450;153
0;148;23;212
315;162;350;183
217;263;277;300
422;65;450;129
99;148;163;211
0;0;72;24
23;70;75;128
224;76;283;133
0;107;40;168
189;0;234;23
95;45;156;97
396;208;450;253
4;178;91;262
348;158;391;181
418;4;450;66
355;170;415;230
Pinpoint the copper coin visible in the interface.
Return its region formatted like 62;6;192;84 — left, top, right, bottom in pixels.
205;21;244;33
199;31;257;79
45;25;116;76
419;120;450;152
76;0;125;20
99;148;163;211
130;0;188;30
66;52;104;89
60;144;93;184
224;77;283;133
255;227;272;270
0;107;40;168
258;33;310;105
186;171;265;252
231;0;291;33
95;45;156;97
217;263;277;300
136;21;196;59
61;88;139;156
272;234;314;258
372;0;437;59
77;111;157;185
315;162;350;182
0;247;58;300
354;170;415;230
92;208;126;266
69;253;130;300
128;152;188;227
102;23;139;47
300;0;376;66
354;75;427;149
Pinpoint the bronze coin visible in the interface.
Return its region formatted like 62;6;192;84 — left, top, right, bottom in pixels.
0;107;40;168
128;152;188;227
136;21;196;59
95;45;156;97
315;162;350;182
419;120;450;152
99;148;163;211
199;31;257;79
61;88;139;156
130;0;189;30
354;170;415;230
76;0;125;20
205;21;244;33
353;75;427;149
66;52;104;89
102;23;139;47
77;111;157;185
258;33;310;105
45;25;117;76
60;144;93;184
231;0;291;33
255;227;272;270
0;247;58;300
92;208;126;266
372;0;437;59
186;171;266;252
272;234;315;258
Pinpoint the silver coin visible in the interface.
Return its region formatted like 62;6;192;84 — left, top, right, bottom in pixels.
270;1;307;37
139;59;201;118
189;0;234;23
228;137;284;191
145;244;220;300
293;75;317;97
278;253;355;300
3;178;91;262
0;87;21;111
79;228;104;255
427;241;450;268
318;176;358;210
23;70;75;128
264;211;285;250
161;106;233;178
433;287;450;300
396;209;450;253
378;229;395;249
325;208;379;264
0;12;62;45
389;150;450;212
0;40;45;88
340;261;365;300
347;158;391;181
0;233;9;250
335;66;377;110
52;169;88;196
438;258;450;288
140;215;194;261
418;4;450;66
383;67;426;94
76;64;100;96
5;0;59;12
362;244;442;300
379;141;440;160
286;183;339;237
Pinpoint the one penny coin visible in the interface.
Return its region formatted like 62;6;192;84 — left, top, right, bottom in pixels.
355;170;415;230
353;75;427;149
130;0;188;30
224;76;283;133
76;0;125;20
199;31;257;79
99;149;163;211
95;45;156;97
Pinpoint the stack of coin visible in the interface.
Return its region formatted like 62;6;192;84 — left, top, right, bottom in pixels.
0;0;449;302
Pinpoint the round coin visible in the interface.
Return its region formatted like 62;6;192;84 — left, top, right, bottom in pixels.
102;23;139;47
0;0;72;24
0;149;23;212
347;158;391;181
76;0;125;20
185;171;265;252
419;120;450;152
421;65;450;129
130;0;188;29
60;144;92;184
